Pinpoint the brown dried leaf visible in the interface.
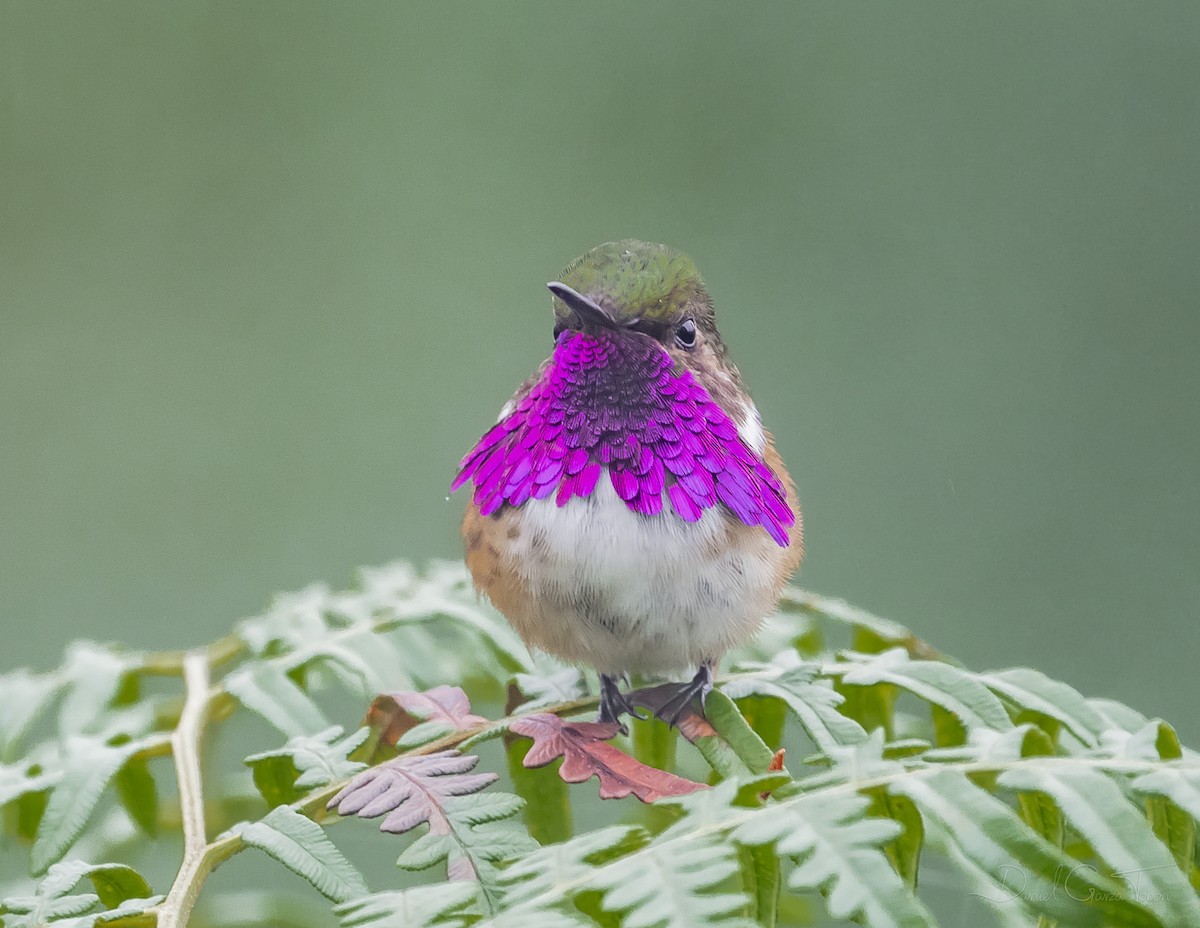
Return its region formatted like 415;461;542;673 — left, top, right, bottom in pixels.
509;713;706;803
327;749;497;833
366;685;488;746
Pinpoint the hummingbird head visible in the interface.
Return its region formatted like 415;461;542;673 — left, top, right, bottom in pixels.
546;240;728;377
453;240;793;547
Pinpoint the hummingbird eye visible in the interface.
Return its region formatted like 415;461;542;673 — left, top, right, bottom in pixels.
675;318;697;349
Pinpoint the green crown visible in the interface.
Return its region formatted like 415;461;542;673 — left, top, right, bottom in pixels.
556;240;707;324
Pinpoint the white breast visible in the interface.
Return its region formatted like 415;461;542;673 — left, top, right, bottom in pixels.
499;473;784;676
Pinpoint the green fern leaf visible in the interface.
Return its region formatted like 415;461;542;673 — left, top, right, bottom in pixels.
112;755;158;837
513;668;588;710
244;725;369;801
507;789;752;928
69;894;164;927
335;883;480;928
236;806;368;903
500;824;644;905
1131;765;1200;821
588;837;753;928
376;561;533;673
1;860;157;928
777;589;916;645
225;662;330;737
0;669;61;759
896;769;1160;927
238;584;333;656
838;648;1013;732
733;785;935;927
979;668;1105;746
31;739;136;875
475;909;594;928
702;690;776;776
57;644;129;738
725;651;868;752
0;759;57;807
998;764;1200;925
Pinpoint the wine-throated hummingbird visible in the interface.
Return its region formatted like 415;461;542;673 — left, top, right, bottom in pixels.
452;241;803;727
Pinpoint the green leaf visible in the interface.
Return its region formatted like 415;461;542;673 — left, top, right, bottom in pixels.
0;669;61;759
739;843;780;928
998;764;1200;926
244;726;368;800
506;733;572;846
838;648;1014;732
734;785;935;927
833;673;897;740
979;667;1105;746
726;652;868;753
703;690;775;775
335;883;481;928
777;588;917;645
247;752;302;808
31;739;133;875
896;769;1159;928
113;755;157;837
1;860;156;928
239;584;333;655
734;694;786;751
75;894;164;927
513;668;587;710
58;644;128;737
368;561;533;674
1147;793;1196;881
1131;764;1200;821
868;789;924;889
78;863;154;909
0;760;56;807
225;662;330;737
238;806;368;903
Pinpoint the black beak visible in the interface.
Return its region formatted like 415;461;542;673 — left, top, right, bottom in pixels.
547;281;615;327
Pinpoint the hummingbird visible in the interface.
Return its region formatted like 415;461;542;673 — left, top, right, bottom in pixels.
452;241;803;728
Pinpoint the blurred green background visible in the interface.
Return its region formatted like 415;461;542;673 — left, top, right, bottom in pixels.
2;0;1197;752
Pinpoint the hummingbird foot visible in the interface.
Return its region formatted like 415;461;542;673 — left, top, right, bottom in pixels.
653;660;715;729
597;673;646;734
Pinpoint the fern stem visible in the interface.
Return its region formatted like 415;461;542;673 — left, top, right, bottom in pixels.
153;651;215;928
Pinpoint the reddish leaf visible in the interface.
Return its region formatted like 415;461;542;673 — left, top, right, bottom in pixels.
367;685;488;746
509;713;706;803
327;749;497;833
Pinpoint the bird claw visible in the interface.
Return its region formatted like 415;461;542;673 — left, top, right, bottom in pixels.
597;673;647;734
650;662;715;729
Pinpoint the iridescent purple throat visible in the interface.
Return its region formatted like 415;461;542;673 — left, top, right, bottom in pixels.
452;331;793;546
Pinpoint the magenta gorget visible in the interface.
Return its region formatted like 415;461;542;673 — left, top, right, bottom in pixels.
452;330;794;547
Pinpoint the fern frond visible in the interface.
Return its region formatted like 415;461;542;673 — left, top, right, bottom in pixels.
834;648;1014;733
725;650;868;752
998;764;1200;924
335;882;481;928
734;784;936;927
502;805;750;928
0;859;160;928
233;806;367;903
244;725;369;806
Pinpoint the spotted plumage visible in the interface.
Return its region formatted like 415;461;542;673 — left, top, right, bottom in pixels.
453;241;803;726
